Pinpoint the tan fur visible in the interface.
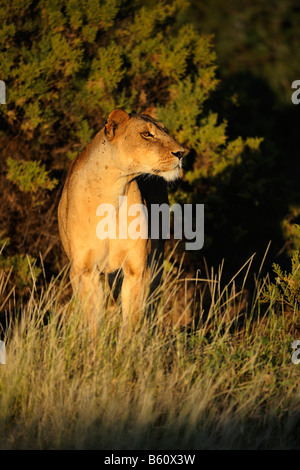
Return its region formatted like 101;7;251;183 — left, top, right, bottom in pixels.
58;108;184;325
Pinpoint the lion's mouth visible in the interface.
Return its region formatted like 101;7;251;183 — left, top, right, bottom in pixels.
153;165;179;174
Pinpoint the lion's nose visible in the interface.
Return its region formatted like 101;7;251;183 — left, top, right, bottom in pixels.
172;150;185;160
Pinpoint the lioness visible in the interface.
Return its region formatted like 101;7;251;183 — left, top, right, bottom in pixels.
58;107;184;324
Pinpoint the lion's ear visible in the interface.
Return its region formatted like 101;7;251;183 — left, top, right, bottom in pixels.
142;106;158;119
105;109;130;140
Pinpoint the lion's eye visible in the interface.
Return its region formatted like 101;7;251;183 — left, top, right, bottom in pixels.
141;131;154;138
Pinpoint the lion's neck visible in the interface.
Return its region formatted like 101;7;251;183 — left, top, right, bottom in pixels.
84;130;135;209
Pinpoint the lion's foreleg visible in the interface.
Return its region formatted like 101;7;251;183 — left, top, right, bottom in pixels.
70;264;104;328
121;269;150;325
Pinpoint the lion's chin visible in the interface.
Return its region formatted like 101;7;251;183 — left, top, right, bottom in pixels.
160;166;180;182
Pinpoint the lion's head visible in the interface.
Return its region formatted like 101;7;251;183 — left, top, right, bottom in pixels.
104;108;185;182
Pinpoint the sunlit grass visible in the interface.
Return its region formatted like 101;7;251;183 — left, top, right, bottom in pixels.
0;255;300;450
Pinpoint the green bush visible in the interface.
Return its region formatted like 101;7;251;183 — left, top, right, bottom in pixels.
6;157;58;202
0;234;41;291
262;248;300;312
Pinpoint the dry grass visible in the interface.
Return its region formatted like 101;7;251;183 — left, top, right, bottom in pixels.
0;255;300;450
